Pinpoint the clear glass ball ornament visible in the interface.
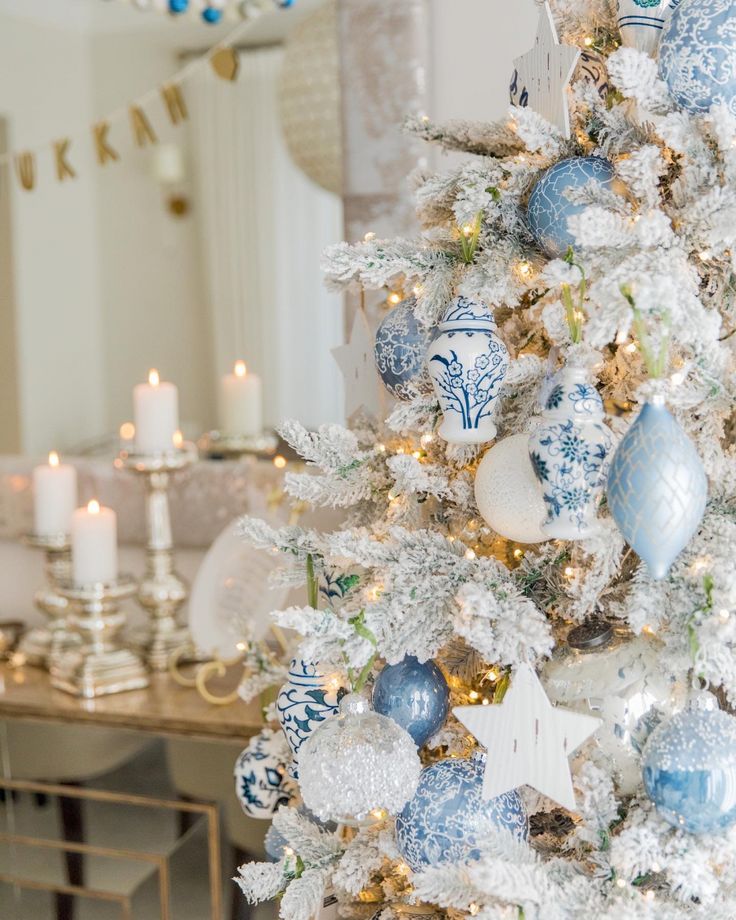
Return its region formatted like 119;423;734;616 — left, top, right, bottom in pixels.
298;692;422;826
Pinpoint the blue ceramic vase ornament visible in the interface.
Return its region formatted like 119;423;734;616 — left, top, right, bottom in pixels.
659;0;736;114
276;659;342;779
374;297;437;400
427;297;509;444
234;728;290;819
528;366;613;540
395;754;528;871
527;157;615;258
606;395;707;579
617;0;680;56
642;707;736;833
372;656;450;747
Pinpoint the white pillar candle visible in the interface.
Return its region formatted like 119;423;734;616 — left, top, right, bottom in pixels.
133;369;179;454
33;451;78;536
218;360;262;437
71;500;118;586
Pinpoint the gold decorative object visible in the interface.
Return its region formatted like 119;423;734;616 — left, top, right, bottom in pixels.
277;0;342;196
50;575;149;699
129;104;158;148
210;46;239;81
92;121;119;166
17;532;81;668
161;83;189;125
119;444;200;671
53;138;76;182
14;152;35;191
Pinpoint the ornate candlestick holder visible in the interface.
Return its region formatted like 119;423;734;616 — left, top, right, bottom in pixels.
197;429;278;460
18;532;82;667
50;575;149;698
118;443;198;671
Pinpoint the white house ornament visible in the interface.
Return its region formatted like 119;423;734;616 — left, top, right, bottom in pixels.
332;307;386;419
454;663;601;812
528;365;613;540
427;296;509;445
234;728;291;819
510;1;580;139
617;0;680;57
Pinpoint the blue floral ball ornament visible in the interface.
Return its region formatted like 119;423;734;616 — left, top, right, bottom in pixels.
395;754;528;871
372;656;450;747
374;297;437;400
659;0;736;114
527;156;615;258
642;707;736;834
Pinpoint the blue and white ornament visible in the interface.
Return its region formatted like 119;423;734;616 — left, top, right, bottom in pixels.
527;156;615;258
372;656;450;747
510;49;608;106
659;0;736;114
617;0;680;56
606;396;707;579
643;707;736;833
234;729;290;819
276;659;343;779
374;297;437;401
395;754;528;871
528;365;613;540
427;297;509;444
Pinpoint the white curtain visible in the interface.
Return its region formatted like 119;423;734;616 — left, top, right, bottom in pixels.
190;47;344;430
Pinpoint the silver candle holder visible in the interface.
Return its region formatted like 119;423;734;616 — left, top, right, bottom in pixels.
50;575;149;698
18;532;81;667
118;443;198;671
197;429;278;460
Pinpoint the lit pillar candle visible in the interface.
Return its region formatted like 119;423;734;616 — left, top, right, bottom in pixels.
33;451;78;536
133;369;179;454
71;500;118;586
218;360;262;437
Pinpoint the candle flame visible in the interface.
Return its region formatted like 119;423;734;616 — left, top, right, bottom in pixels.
148;368;160;386
172;430;183;448
88;499;100;515
119;422;135;441
234;360;246;378
48;451;59;467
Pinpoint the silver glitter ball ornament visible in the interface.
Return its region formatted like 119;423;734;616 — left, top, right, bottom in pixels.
297;693;422;826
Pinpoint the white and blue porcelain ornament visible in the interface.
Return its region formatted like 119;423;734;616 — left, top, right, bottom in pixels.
234;728;290;819
276;659;343;779
527;156;615;258
374;297;438;401
659;0;736;114
372;655;450;747
617;0;680;56
606;395;707;579
642;706;736;833
528;365;613;540
395;753;528;871
427;296;509;445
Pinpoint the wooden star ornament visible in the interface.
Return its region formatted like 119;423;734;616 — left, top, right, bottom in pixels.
454;663;601;812
511;1;580;139
331;307;385;420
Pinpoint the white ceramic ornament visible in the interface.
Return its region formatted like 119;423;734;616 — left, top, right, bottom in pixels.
474;434;547;544
617;0;680;58
454;663;601;812
234;728;290;819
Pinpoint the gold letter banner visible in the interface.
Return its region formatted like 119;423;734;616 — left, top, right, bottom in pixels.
210;47;239;82
14;152;35;191
93;121;119;166
129;105;158;148
53;139;76;182
161;84;188;125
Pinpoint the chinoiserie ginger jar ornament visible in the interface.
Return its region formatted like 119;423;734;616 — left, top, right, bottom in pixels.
606;395;707;579
617;0;679;57
276;659;343;779
234;728;291;819
374;297;438;400
426;296;509;445
528;365;613;540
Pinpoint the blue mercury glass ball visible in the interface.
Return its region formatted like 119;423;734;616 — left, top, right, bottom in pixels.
372;656;450;747
374;297;438;400
642;708;736;834
168;0;189;12
202;6;223;22
526;156;615;258
659;0;736;115
395;755;528;871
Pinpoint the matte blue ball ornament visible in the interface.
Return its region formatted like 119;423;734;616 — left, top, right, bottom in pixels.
527;156;615;258
395;754;528;871
659;0;736;114
168;0;188;12
372;656;450;747
606;396;707;579
374;297;437;400
643;708;736;834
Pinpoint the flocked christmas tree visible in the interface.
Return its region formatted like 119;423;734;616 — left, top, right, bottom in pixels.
231;0;736;916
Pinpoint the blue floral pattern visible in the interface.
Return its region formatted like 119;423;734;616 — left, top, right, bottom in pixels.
374;297;437;400
234;729;290;819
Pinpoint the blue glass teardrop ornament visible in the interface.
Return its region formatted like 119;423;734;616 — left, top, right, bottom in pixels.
372;655;450;747
606;397;707;579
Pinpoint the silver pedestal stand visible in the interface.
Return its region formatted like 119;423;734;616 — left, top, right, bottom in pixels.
18;533;82;667
50;575;149;698
118;444;198;671
197;430;278;460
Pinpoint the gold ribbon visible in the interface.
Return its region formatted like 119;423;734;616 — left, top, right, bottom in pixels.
53;139;76;182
